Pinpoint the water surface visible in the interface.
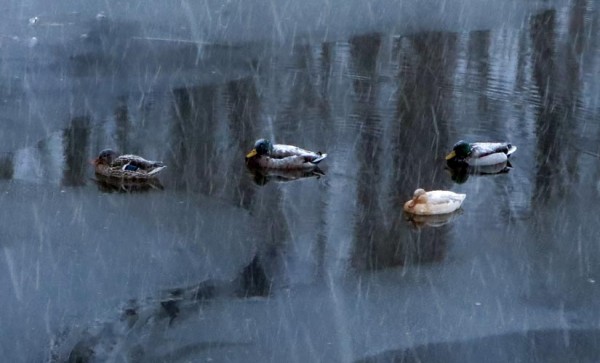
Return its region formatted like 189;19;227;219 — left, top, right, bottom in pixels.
1;0;600;362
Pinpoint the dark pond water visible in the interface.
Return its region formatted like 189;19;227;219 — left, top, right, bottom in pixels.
1;0;600;362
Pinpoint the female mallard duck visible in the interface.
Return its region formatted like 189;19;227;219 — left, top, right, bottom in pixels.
92;149;166;180
403;188;466;215
246;139;327;169
445;141;517;166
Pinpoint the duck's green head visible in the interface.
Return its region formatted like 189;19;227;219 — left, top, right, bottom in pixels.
246;139;273;158
446;141;472;160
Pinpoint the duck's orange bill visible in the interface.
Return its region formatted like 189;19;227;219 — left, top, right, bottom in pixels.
246;149;257;158
445;151;456;160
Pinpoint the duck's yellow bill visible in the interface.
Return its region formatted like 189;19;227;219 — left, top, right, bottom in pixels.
246;149;258;158
445;150;456;160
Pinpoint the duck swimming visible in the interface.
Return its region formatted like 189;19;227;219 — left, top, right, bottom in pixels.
445;141;517;167
92;149;166;180
245;139;327;170
403;188;466;215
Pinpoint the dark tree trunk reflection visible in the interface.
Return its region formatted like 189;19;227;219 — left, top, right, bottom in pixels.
62;116;90;186
347;33;386;271
169;85;219;194
530;9;581;205
226;78;261;208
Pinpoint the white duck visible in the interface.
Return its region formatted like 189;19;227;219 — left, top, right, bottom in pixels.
403;188;466;215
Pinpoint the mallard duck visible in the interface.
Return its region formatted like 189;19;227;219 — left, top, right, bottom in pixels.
403;188;466;215
445;141;517;166
245;139;327;169
92;149;166;180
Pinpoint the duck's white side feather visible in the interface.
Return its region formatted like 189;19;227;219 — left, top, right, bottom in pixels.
468;152;508;166
425;190;467;204
271;144;310;157
271;144;321;158
115;154;157;164
255;155;313;169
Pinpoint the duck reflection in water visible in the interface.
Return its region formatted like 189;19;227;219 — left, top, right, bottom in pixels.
247;165;325;186
446;161;512;184
0;152;14;180
405;209;463;229
92;175;164;193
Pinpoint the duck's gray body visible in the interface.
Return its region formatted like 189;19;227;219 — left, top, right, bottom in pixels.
447;141;517;167
246;140;327;170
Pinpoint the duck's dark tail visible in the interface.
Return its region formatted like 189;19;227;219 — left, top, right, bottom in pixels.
506;145;517;156
148;165;167;175
312;152;327;164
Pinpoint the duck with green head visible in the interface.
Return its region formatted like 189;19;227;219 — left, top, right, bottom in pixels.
246;139;327;169
445;140;517;167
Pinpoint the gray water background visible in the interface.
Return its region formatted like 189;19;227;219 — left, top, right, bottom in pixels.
1;0;600;361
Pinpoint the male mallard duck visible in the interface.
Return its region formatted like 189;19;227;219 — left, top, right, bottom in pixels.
245;139;327;169
445;141;517;166
403;188;466;215
92;149;166;180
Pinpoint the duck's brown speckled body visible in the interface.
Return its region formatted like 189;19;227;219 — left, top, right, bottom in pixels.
92;149;166;181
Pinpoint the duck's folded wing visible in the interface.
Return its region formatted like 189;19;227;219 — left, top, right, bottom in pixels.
272;144;317;158
426;191;466;204
115;155;165;170
472;142;512;157
259;155;314;169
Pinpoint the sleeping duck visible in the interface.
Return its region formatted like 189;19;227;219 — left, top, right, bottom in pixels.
245;139;327;170
92;149;166;180
403;188;466;215
445;141;517;167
